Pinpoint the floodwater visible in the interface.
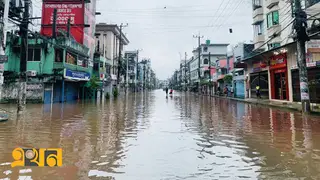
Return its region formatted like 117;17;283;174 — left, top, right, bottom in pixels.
0;90;320;180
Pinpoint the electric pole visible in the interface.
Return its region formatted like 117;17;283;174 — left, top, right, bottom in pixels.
193;34;204;93
209;52;212;96
0;0;10;102
293;0;311;113
185;52;187;91
17;0;30;112
135;49;142;92
117;23;128;85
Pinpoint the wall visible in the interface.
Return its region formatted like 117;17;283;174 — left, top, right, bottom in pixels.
286;45;298;102
189;58;199;81
202;45;228;56
2;82;44;102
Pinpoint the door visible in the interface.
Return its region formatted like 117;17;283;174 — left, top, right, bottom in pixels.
44;90;52;104
235;81;245;99
273;70;288;100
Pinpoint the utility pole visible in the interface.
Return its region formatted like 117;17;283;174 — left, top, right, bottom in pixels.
143;62;146;91
193;34;204;93
117;23;128;86
17;0;30;112
209;52;212;96
135;49;142;92
293;0;311;113
0;0;10;102
126;53;129;93
185;52;187;91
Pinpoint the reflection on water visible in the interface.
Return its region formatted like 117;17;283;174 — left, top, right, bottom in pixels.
0;90;320;179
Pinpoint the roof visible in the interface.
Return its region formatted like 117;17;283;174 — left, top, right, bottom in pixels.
95;23;130;45
201;43;229;46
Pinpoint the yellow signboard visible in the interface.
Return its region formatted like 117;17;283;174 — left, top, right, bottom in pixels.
11;148;62;167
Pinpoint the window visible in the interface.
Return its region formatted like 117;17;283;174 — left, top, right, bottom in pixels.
267;11;279;28
27;48;41;61
253;0;262;9
254;22;264;35
268;43;281;50
203;59;209;65
66;52;77;65
55;49;63;62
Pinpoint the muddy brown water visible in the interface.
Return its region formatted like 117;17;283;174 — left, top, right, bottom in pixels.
0;90;320;180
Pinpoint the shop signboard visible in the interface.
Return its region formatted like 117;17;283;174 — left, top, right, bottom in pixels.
41;2;85;44
270;54;287;70
64;69;90;81
252;62;261;72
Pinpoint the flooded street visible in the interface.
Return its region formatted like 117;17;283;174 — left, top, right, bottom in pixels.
1;90;320;179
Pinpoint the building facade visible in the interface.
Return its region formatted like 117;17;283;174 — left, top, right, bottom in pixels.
247;0;320;107
95;23;130;87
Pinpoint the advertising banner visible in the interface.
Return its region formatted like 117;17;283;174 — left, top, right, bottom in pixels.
41;2;85;44
42;3;84;25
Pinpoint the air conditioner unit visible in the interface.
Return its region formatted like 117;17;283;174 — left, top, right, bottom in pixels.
26;70;37;77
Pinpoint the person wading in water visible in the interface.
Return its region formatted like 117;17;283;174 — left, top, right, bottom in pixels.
165;87;169;96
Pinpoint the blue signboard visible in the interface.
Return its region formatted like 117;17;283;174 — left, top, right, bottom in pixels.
64;69;90;81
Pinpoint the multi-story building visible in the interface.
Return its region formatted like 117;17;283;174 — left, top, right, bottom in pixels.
246;0;320;106
95;23;130;88
124;51;138;90
189;43;229;92
0;0;98;103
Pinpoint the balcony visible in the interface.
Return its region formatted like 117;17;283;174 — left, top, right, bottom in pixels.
306;0;320;9
254;42;266;50
254;34;265;44
267;25;281;38
253;6;263;19
265;0;279;9
252;8;264;25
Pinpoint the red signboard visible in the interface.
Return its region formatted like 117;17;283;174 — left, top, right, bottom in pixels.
270;54;287;70
41;2;85;44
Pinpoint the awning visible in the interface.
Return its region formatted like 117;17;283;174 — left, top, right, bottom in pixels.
242;42;296;62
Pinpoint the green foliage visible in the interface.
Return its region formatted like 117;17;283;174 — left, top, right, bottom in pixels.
113;88;119;98
223;75;233;84
88;75;100;90
105;92;110;99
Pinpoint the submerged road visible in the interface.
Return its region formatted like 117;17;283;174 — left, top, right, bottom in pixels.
0;90;320;179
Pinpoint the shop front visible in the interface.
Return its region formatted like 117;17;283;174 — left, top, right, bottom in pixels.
269;54;289;101
249;61;269;99
291;62;320;104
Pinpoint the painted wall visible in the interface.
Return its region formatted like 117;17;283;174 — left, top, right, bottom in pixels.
2;82;43;101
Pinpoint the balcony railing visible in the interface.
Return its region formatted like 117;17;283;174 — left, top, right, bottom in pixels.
306;0;320;8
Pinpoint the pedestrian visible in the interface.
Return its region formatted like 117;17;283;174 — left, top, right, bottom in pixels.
169;89;173;95
165;87;169;96
256;84;261;98
217;86;221;96
224;85;228;97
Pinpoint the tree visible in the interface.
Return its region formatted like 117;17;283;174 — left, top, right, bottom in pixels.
223;75;233;84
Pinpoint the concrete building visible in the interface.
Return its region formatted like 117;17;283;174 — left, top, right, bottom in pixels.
245;0;320;107
95;23;130;89
189;43;229;92
2;32;93;103
124;51;138;90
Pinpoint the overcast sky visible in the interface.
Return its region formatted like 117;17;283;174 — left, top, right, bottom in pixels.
96;0;254;80
32;0;254;80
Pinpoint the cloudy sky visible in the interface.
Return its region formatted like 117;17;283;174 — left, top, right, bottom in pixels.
31;0;254;80
96;0;254;80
